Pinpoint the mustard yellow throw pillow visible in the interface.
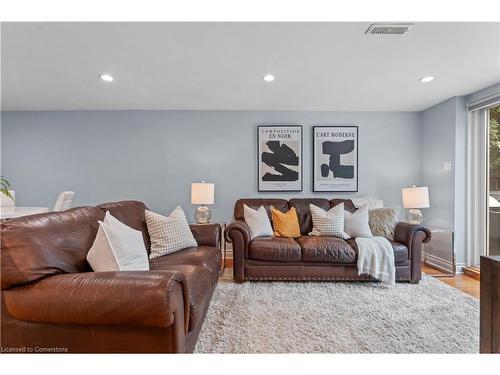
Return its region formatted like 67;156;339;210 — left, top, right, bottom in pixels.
271;206;301;238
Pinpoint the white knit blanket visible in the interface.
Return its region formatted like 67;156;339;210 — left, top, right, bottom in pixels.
355;236;395;285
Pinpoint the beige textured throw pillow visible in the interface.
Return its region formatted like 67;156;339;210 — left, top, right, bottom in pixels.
145;207;198;259
309;203;350;239
368;207;399;240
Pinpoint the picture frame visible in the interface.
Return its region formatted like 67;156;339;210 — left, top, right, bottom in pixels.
257;124;303;192
312;125;358;192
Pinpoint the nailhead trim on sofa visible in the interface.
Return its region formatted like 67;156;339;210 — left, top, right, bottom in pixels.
245;276;411;281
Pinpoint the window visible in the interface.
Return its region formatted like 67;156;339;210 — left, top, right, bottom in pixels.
488;105;500;256
466;94;500;269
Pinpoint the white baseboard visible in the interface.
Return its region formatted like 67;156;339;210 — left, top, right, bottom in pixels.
455;263;466;274
425;253;465;275
425;253;454;274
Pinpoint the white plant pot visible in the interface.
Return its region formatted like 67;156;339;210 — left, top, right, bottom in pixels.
0;190;15;207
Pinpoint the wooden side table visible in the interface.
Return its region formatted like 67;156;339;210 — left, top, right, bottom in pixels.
217;222;227;275
423;226;456;276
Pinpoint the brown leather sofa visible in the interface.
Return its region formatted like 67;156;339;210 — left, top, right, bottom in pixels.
1;200;221;353
225;198;431;284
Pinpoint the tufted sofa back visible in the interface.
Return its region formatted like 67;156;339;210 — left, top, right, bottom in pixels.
234;198;357;235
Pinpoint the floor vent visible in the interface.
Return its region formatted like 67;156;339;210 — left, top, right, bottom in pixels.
365;23;413;35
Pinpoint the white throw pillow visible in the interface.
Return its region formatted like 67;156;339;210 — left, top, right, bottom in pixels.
309;203;349;239
243;205;274;240
87;211;149;271
344;205;373;238
146;206;198;259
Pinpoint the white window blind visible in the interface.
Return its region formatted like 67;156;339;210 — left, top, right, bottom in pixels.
468;92;500;111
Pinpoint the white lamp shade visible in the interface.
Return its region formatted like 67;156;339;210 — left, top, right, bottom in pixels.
402;186;430;209
191;182;214;205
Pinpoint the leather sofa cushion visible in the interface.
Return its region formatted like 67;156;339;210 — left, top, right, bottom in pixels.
149;246;221;286
234;198;289;222
248;237;302;262
389;240;409;264
347;238;408;264
296;236;356;263
1;206;104;290
98;200;150;251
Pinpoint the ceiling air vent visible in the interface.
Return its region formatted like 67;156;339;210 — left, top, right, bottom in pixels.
365;23;413;35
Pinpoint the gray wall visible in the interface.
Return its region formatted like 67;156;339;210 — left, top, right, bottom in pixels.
421;96;467;266
421;82;499;268
1;110;422;222
421;97;459;230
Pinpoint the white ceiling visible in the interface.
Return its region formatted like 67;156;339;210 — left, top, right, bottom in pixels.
1;22;499;111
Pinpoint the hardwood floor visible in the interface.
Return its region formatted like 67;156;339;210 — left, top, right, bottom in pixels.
463;266;481;280
423;263;480;299
222;258;480;299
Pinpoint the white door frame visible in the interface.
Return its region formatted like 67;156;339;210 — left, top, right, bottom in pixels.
466;93;500;266
466;109;488;266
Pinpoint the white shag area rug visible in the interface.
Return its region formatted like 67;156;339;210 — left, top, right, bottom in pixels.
195;275;479;353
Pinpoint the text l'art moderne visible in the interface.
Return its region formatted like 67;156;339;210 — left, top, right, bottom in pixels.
316;131;355;138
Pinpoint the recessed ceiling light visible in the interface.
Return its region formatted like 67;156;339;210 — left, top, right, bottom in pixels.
100;73;114;82
420;76;435;83
263;74;275;82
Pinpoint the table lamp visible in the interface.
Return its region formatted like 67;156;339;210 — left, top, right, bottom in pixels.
191;181;214;224
402;185;429;224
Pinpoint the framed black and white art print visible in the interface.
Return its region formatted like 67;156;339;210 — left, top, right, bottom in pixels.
258;125;302;192
313;125;358;192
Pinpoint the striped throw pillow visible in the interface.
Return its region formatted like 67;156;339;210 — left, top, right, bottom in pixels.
309;203;350;239
145;207;198;259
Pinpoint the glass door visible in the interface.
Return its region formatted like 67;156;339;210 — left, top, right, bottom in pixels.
488;105;500;256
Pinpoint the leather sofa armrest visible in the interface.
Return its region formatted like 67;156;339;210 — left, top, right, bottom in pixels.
3;270;189;332
224;220;251;245
225;220;251;283
394;222;431;284
394;222;432;248
190;223;221;247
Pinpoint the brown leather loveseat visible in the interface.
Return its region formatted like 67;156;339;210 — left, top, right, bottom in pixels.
225;198;431;284
1;200;221;353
